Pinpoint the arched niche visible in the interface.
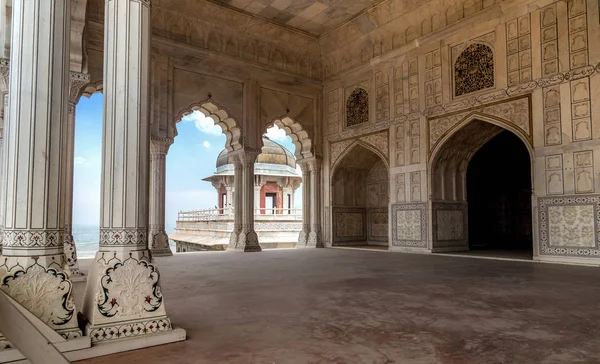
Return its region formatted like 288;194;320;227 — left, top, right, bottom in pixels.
454;43;495;97
330;143;389;248
429;115;534;254
174;99;243;152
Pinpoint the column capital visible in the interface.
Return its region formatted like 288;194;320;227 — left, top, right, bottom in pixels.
230;149;260;165
150;137;173;155
69;72;90;104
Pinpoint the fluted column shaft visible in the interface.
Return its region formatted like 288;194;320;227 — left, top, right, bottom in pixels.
0;92;7;254
0;0;81;339
234;151;261;252
82;0;173;342
228;158;243;249
307;159;323;248
297;161;311;248
149;137;173;256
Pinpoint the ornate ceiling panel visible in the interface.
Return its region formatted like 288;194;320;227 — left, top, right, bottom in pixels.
209;0;383;36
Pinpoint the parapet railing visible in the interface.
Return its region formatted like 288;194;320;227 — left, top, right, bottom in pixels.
177;208;303;222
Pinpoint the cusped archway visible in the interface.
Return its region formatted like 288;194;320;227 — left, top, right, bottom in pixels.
267;115;313;160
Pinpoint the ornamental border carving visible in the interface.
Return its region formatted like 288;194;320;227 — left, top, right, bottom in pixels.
391;203;427;248
538;195;600;257
100;228;148;246
88;317;172;343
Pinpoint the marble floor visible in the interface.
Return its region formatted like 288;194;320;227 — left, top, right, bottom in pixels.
75;249;600;364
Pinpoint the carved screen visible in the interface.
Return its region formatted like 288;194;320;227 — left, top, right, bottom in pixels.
346;88;369;127
454;43;494;96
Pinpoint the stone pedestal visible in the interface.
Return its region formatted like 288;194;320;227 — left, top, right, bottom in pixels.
235;151;261;252
81;0;174;342
149;138;173;257
297;161;311;248
0;0;81;340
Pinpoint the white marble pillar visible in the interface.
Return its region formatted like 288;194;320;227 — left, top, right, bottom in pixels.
81;0;173;342
254;183;261;211
235;151;261;252
0;0;81;340
0;64;7;254
228;158;243;249
62;72;90;276
149;137;173;257
297;161;311;248
307;159;324;248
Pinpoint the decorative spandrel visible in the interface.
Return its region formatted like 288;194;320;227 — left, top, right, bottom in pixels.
346;88;369;127
454;43;494;97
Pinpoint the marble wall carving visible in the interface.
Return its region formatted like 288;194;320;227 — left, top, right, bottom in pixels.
567;0;588;69
574;151;594;194
375;70;390;123
570;77;592;141
546;154;564;195
410;171;421;202
395;173;405;203
540;4;559;77
454;43;494;96
539;196;600;256
408;59;419;114
426;49;443;105
333;208;367;243
543;86;562;145
395;123;405;166
327;88;341;135
391;203;427;247
428;96;531;153
393;65;404;116
368;209;389;242
346;88;369;127
506;15;532;86
432;202;468;249
367;160;389;208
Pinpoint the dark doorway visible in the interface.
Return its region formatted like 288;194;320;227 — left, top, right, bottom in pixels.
467;130;532;254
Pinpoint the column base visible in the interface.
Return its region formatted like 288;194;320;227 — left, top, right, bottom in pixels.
81;250;173;343
149;231;173;257
0;255;82;340
64;233;83;276
296;229;309;248
307;230;324;248
227;230;240;251
234;230;261;252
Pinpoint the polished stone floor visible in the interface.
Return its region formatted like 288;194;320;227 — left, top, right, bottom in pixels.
76;249;600;364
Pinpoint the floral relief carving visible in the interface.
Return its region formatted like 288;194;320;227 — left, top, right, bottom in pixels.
346;88;369;127
89;318;172;343
454;43;494;96
100;228;148;246
1;262;75;327
96;256;163;318
392;203;427;247
360;132;389;161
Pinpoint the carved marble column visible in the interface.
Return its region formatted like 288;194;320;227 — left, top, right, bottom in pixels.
307;159;324;248
297;160;311;248
63;72;90;276
81;0;173;342
0;60;8;254
0;0;81;340
149;137;173;257
235;151;261;252
227;157;243;250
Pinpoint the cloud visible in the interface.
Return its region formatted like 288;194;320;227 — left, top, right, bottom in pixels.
181;111;223;136
74;157;88;166
203;141;211;148
266;125;289;143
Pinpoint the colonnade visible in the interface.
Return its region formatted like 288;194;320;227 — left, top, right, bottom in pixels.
0;0;323;348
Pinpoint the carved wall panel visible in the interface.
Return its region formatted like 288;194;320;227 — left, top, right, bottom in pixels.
393;65;404;116
408;58;419;113
332;208;367;243
375;70;390;123
574;151;594;194
330;139;354;168
346;88;369;127
571;77;592;141
568;0;588;69
506;15;532;86
425;49;443;106
368;208;389;242
396;173;405;202
327;88;341;135
391;203;427;248
543;86;561;145
360;132;390;162
539;196;600;257
546;154;564;195
410;171;421;202
367;160;389;208
432;202;468;249
454;43;494;96
395;123;405;166
540;4;559;77
409;117;420;165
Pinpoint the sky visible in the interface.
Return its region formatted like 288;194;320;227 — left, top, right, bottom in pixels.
72;93;301;229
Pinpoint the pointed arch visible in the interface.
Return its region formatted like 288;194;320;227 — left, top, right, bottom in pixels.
331;140;390;178
174;99;243;152
267;115;313;160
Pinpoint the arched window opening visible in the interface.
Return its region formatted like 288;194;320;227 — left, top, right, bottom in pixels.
346;88;369;127
454;43;494;96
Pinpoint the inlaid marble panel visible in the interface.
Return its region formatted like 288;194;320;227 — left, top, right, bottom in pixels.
392;203;427;247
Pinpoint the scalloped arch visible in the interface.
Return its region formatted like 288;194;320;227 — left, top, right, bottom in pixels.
266;115;313;160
